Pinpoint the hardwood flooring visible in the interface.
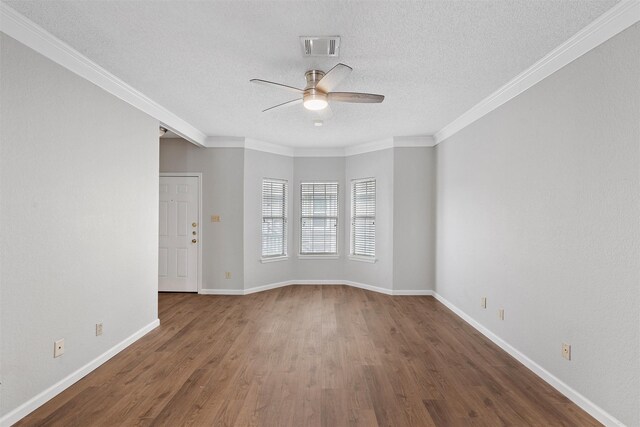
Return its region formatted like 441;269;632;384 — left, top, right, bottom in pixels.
18;285;600;426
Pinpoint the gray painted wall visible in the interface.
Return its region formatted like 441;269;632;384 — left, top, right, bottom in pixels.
243;149;294;288
159;139;245;291
159;144;437;292
393;147;436;291
292;157;346;280
435;24;640;425
343;149;395;290
1;34;159;416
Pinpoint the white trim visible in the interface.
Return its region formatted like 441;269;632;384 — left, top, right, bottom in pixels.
203;137;434;158
0;3;207;147
393;136;436;148
159;173;203;294
203;136;245;148
288;280;394;295
393;289;434;296
291;280;345;285
260;256;289;264
431;292;624;426
348;255;377;264
344;280;393;295
298;255;340;260
293;147;346;157
244;280;294;295
0;319;160;427
245;138;295;157
198;288;244;295
434;0;640;144
198;280;431;297
344;138;394;157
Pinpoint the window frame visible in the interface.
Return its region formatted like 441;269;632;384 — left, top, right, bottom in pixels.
350;177;376;262
299;181;339;257
261;178;288;261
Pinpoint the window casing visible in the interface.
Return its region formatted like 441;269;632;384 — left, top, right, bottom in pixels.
350;178;376;258
261;178;288;258
300;182;339;255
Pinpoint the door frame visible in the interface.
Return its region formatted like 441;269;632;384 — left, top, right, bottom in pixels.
159;172;203;293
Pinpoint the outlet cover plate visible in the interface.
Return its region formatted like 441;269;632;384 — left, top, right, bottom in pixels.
54;339;65;358
562;343;571;360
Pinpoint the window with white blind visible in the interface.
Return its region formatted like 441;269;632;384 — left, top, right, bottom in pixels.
300;182;339;255
261;178;288;258
350;178;376;258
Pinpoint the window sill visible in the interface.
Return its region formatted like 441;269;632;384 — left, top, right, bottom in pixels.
348;255;377;264
298;254;340;260
260;256;289;264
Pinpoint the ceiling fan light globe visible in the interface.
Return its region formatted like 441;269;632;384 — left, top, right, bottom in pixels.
303;92;328;111
303;98;328;111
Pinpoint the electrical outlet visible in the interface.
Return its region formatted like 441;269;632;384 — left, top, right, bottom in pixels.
96;323;103;336
225;272;231;279
498;309;505;320
481;297;487;308
211;215;220;222
54;339;65;358
562;343;571;360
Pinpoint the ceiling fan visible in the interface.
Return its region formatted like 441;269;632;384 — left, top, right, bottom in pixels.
250;63;384;113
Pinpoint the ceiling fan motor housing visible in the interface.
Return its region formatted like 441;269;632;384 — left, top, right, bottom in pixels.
305;70;325;90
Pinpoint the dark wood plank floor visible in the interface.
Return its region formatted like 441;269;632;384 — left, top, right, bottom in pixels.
18;285;599;426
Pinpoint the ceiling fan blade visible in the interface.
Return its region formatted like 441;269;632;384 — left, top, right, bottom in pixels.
316;63;352;93
328;92;385;103
262;98;303;112
250;79;304;94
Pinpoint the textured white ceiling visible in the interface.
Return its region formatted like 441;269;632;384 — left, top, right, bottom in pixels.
5;0;618;148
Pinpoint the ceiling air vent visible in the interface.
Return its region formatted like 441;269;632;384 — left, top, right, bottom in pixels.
300;36;340;57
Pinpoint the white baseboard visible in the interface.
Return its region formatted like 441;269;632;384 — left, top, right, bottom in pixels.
343;280;393;295
431;292;623;427
0;319;160;427
244;280;293;295
199;288;244;295
199;280;433;296
392;289;434;296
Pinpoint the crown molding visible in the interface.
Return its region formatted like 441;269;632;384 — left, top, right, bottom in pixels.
434;0;640;144
293;148;346;157
344;138;394;156
245;138;295;157
203;136;245;148
394;135;436;148
0;2;207;146
201;136;435;157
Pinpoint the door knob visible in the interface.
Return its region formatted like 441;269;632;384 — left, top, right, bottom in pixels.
192;231;197;235
192;222;197;227
192;239;197;243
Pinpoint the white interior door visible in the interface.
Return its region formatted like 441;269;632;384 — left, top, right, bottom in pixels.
159;176;199;292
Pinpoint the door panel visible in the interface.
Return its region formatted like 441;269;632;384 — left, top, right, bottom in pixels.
158;248;168;277
159;176;199;292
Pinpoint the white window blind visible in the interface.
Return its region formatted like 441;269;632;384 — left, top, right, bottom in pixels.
351;178;376;258
262;178;288;258
300;182;338;255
